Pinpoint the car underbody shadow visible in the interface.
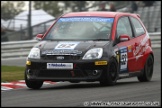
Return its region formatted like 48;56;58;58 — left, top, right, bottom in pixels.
27;79;158;91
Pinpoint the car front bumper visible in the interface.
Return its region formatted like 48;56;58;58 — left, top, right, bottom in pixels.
25;59;108;82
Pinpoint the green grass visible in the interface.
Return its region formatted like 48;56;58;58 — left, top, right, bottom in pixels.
1;65;25;82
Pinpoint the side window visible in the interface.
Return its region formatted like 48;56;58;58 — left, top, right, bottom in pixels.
130;17;145;37
117;17;133;39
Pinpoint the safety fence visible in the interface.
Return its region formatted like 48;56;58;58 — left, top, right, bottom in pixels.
1;32;161;59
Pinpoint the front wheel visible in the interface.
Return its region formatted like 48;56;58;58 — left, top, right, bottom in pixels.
137;55;154;82
100;58;118;86
25;69;43;89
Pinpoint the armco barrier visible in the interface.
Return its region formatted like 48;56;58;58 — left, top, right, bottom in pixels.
1;32;161;59
149;32;161;48
2;40;38;58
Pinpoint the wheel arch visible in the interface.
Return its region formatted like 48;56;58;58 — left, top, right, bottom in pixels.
108;56;120;73
142;47;154;69
111;56;119;65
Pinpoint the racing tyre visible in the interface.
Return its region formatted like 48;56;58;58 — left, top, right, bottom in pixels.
25;69;43;89
137;55;154;82
100;58;118;86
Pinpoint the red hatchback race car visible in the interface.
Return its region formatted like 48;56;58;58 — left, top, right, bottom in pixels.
25;12;154;89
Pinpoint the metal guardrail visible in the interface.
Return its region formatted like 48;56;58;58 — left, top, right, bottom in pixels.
149;32;161;48
1;19;55;42
1;32;161;59
2;40;38;58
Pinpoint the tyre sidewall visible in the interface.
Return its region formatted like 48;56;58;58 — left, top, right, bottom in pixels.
145;55;154;81
100;58;118;86
107;58;118;85
25;69;43;89
138;55;154;82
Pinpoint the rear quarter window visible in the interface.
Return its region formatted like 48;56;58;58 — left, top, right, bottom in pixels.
130;17;145;37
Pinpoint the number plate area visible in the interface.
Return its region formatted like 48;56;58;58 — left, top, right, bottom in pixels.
47;63;73;69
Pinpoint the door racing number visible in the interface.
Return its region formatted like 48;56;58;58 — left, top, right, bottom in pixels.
120;47;128;71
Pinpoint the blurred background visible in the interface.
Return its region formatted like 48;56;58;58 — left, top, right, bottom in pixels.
1;1;161;42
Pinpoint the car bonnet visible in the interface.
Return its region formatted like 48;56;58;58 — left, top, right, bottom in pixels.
34;41;110;55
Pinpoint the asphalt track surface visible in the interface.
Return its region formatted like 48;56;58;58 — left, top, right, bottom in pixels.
1;49;161;107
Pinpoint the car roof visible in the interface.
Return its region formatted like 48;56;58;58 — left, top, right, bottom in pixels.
62;11;138;18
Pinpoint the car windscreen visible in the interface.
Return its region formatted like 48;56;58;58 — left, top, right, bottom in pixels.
44;17;114;41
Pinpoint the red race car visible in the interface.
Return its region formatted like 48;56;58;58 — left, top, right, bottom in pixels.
25;12;154;89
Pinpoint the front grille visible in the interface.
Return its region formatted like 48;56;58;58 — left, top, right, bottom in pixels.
30;62;46;70
38;70;85;78
41;55;80;60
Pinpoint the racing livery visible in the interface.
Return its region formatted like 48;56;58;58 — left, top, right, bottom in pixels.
25;12;154;89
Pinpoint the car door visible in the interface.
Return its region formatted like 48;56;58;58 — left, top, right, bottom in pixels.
129;16;147;71
115;16;138;73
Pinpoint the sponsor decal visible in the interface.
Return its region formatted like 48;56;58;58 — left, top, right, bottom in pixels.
47;63;73;69
133;34;149;56
128;45;132;52
95;61;107;65
120;47;128;72
58;17;114;23
55;42;80;50
133;44;141;56
135;55;142;61
42;49;82;55
133;34;149;60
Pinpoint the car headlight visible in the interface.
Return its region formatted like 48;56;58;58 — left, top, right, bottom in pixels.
28;48;40;59
82;48;103;60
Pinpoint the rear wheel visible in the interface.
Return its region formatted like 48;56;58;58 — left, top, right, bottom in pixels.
25;69;43;89
137;55;154;82
100;58;118;86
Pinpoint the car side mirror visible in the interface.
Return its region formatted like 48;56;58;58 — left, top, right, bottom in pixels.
36;34;44;41
119;34;130;42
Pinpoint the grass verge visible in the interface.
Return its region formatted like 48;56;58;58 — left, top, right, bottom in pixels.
1;65;25;82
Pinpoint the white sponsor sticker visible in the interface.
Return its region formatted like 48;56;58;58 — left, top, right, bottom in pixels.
47;63;73;69
120;47;128;71
55;42;80;49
